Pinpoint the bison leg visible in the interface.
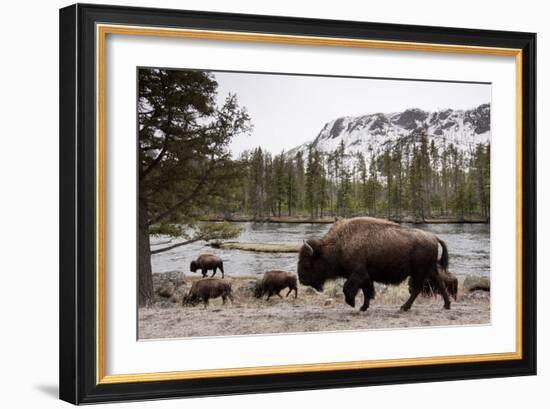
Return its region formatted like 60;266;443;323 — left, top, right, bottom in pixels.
266;290;273;301
400;287;420;311
276;290;283;299
220;264;224;279
211;267;217;278
285;286;298;298
344;270;374;311
429;268;451;309
451;280;458;301
360;279;375;312
401;274;424;311
343;279;359;308
201;268;207;278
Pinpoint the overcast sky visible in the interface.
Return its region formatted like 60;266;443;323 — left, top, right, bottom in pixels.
213;70;491;157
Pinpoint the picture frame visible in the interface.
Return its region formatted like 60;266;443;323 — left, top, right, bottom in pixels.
59;3;536;404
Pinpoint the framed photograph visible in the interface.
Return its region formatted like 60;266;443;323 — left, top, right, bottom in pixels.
59;3;536;404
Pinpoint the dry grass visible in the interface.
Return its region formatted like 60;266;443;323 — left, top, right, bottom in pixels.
139;276;490;339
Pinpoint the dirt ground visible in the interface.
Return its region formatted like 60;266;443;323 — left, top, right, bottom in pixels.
138;276;490;339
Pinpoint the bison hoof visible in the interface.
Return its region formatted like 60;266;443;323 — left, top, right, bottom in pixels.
400;305;411;312
344;296;356;308
444;303;451;310
359;305;369;312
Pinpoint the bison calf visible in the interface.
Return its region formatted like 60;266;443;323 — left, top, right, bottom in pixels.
183;278;233;307
255;271;298;300
190;254;224;278
409;268;458;301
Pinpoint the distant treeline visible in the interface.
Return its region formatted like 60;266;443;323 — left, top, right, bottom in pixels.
223;136;490;222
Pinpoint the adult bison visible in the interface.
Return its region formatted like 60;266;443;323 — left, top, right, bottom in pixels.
255;271;298;300
298;217;451;312
190;254;224;278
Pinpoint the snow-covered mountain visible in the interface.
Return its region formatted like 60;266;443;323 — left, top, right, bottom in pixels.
287;104;490;165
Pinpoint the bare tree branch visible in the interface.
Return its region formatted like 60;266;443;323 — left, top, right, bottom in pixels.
151;237;204;254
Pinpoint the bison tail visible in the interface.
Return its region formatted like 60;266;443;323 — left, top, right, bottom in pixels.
437;238;449;272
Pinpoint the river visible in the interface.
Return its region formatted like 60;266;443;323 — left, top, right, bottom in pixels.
151;222;490;278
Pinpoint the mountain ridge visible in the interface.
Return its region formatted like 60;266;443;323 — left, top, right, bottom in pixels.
287;103;490;165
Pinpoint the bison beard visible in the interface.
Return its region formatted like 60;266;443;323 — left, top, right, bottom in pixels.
297;217;451;312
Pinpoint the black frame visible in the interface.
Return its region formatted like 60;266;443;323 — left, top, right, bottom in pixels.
59;3;537;404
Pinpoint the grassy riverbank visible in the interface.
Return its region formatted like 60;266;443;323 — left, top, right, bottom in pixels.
139;275;490;339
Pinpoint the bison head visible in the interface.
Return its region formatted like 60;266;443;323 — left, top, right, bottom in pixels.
297;239;327;292
189;260;198;273
182;291;198;306
253;281;265;298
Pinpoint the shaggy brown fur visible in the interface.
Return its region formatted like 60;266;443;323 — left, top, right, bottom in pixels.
298;217;451;312
190;254;224;278
183;278;233;307
409;268;458;300
255;271;298;300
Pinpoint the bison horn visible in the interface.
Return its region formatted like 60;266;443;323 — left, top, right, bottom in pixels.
303;240;314;256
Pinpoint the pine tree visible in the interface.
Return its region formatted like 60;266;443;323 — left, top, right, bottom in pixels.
357;153;368;214
325;151;337;216
294;151;305;213
365;154;379;216
263;152;274;216
285;156;298;216
419;133;431;218
448;144;466;219
392;145;404;219
382;149;393;218
409;145;423;221
473;143;490;220
273;152;286;217
249;147;266;219
318;158;328;218
429;140;442;215
138;68;250;306
305;146;316;218
337;166;353;216
441;143;449;215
